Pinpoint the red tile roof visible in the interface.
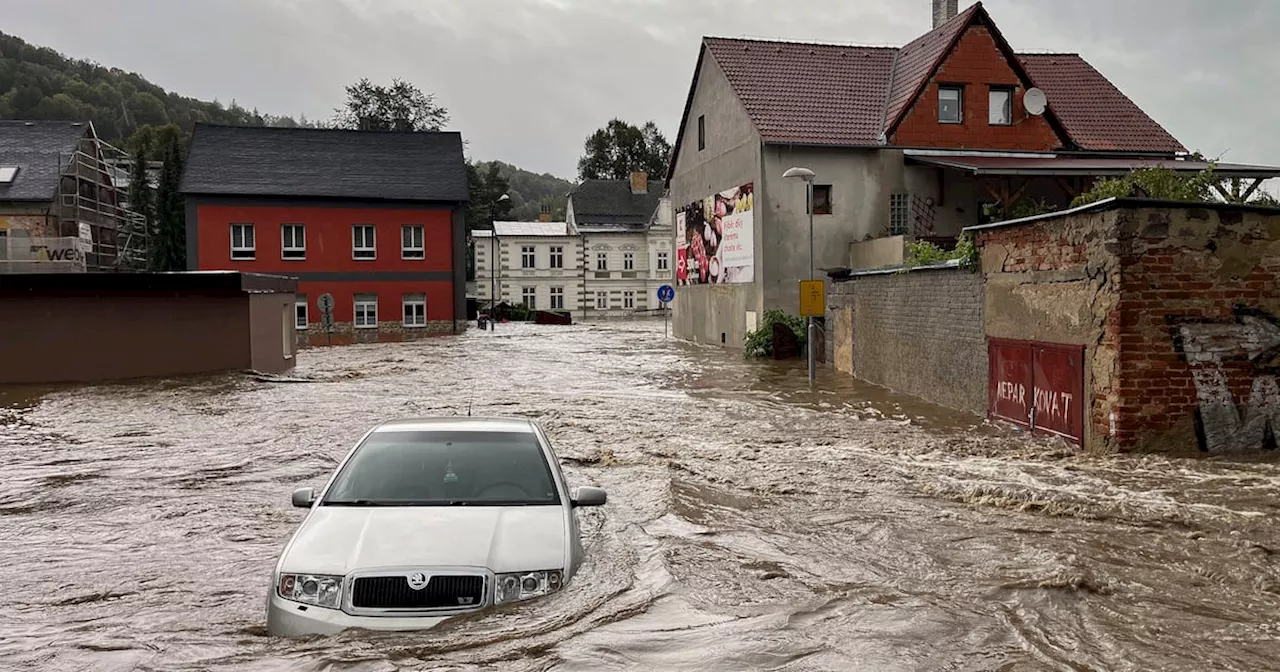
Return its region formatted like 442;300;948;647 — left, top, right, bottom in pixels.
690;3;1184;157
1017;54;1185;154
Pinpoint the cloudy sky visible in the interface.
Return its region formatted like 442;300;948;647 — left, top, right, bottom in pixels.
7;0;1278;180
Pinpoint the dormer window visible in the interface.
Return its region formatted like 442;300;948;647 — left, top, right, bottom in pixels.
0;166;18;183
938;86;963;124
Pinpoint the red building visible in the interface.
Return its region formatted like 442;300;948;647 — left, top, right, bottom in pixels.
180;124;469;342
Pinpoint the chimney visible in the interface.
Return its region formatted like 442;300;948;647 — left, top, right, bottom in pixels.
932;0;959;29
538;203;553;222
630;171;648;195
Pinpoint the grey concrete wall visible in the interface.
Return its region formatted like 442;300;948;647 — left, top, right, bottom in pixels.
849;235;907;270
830;267;987;415
668;49;763;348
759;146;907;318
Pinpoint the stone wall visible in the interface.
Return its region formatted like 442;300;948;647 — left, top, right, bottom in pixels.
827;265;986;414
298;319;464;347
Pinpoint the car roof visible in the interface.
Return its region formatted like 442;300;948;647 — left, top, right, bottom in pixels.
369;417;538;434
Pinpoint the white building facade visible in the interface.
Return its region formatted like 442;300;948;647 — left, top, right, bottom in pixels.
474;172;673;319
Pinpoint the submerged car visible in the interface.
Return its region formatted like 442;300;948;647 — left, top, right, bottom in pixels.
266;417;607;637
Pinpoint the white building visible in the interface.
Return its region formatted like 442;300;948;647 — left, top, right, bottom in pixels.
475;171;673;318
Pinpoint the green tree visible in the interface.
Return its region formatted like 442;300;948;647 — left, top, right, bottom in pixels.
331;78;449;132
464;161;514;281
150;133;186;271
1072;165;1218;207
126;140;154;270
577;119;671;181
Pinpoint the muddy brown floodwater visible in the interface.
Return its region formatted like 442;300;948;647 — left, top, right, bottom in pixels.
4;322;1280;671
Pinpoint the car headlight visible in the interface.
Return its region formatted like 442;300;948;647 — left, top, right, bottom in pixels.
277;573;343;610
494;570;563;604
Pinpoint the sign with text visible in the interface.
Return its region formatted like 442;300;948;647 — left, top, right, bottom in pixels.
798;280;825;317
676;182;755;286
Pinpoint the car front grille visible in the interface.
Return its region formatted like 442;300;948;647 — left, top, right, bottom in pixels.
351;574;486;610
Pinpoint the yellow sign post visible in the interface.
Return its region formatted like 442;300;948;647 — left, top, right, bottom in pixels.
799;280;825;318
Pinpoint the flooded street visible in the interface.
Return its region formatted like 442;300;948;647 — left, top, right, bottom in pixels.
5;321;1280;671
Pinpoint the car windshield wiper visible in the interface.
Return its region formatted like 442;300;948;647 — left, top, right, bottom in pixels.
323;499;404;507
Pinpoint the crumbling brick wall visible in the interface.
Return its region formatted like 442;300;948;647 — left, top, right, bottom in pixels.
831;267;986;414
1115;206;1280;454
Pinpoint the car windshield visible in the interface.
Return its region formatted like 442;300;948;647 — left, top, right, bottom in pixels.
321;429;561;506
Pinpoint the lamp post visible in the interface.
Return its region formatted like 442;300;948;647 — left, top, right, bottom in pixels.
490;194;510;330
783;166;818;386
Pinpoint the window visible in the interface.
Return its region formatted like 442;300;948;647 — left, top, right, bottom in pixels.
989;87;1013;126
353;225;376;259
320;430;560;506
403;293;426;327
402;225;425;259
889;193;911;236
295;294;308;329
596;291;609;310
549;287;564;310
596;252;608;271
623;291;635;309
697;115;706;151
810;185;833;215
281;224;305;260
522;286;537;310
657;251;669;271
231;223;255;260
0;166;18;183
521;246;535;269
354;294;378;328
623;252;635;270
549;246;564;269
939;86;963;124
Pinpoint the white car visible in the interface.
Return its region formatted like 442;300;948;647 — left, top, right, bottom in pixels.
266;417;607;637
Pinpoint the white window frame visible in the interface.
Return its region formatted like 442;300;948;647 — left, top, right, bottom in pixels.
657;251;669;271
939;85;963;124
596;291;609;310
549;286;565;310
230;223;255;260
521;246;535;269
0;166;18;184
623;291;635;309
988;87;1013;126
402;293;426;327
596;252;608;271
623;252;635;271
295;295;308;329
549;246;564;269
401;225;425;259
353;224;376;260
354;295;378;328
521;286;537;310
281;224;305;260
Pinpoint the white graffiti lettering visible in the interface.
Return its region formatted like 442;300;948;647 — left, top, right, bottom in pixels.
1175;310;1280;453
996;380;1027;409
1033;388;1074;427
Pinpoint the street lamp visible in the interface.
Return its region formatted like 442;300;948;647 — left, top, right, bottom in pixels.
490;194;510;330
783;166;818;386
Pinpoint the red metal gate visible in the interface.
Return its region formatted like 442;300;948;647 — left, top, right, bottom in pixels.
987;339;1085;445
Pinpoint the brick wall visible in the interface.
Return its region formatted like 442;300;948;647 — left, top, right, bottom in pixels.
891;25;1063;151
828;266;987;414
1114;206;1280;454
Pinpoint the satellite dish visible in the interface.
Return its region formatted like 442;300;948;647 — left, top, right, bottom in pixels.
1024;88;1048;116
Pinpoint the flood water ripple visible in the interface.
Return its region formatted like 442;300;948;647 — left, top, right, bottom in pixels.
3;321;1280;671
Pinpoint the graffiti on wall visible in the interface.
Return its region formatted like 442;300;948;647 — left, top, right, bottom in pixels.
1169;307;1280;453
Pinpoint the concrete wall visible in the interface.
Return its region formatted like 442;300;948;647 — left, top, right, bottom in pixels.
669;49;762;348
849;235;907;271
250;292;298;371
827;266;987;414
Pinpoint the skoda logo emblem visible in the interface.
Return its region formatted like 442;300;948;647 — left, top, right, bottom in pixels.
406;572;429;590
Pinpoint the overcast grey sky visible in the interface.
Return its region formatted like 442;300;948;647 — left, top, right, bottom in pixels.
7;0;1278;180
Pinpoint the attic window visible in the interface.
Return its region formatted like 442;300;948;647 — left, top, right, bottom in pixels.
0;166;18;183
939;86;963;124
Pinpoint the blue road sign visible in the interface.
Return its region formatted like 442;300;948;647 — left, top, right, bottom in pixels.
657;284;675;304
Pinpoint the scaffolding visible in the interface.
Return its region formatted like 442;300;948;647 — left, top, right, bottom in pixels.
53;134;148;272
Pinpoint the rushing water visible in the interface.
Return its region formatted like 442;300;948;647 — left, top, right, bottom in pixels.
4;321;1280;671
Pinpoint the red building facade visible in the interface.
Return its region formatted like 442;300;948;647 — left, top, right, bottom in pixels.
180;125;469;343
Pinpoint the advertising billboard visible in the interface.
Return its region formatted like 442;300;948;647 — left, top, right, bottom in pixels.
676;182;754;285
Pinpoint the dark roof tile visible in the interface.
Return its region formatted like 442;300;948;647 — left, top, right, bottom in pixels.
180;124;469;202
569;179;664;230
0;121;90;202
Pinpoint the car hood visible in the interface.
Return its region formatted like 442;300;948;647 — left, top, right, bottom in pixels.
280;505;567;576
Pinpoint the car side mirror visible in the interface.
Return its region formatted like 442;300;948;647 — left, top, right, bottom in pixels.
571;486;607;508
291;487;316;508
